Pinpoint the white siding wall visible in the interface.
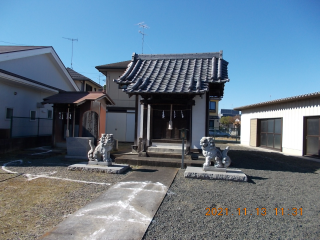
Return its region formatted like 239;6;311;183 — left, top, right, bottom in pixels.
192;95;206;149
105;71;135;108
106;111;135;142
0;81;53;131
241;98;320;156
0;54;76;91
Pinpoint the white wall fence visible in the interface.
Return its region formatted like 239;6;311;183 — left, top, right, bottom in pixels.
10;117;53;138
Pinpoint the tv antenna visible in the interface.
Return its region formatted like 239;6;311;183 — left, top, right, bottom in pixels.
63;37;78;69
137;22;149;54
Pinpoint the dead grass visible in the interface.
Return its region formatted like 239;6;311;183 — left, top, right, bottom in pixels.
0;148;131;239
0;174;106;239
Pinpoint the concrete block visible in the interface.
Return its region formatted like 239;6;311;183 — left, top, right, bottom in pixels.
68;162;130;174
184;166;247;182
66;137;93;159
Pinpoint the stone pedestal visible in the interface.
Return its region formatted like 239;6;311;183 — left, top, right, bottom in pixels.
203;166;226;172
184;166;247;182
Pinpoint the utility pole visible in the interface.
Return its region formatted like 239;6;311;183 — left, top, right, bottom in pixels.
137;22;149;54
63;37;78;69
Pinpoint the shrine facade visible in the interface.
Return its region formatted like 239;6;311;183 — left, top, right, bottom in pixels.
113;51;230;151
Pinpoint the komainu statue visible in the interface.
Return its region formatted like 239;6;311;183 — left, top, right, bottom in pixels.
200;137;231;168
88;133;114;166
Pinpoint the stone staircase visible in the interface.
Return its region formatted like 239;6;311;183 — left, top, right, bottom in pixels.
147;142;187;158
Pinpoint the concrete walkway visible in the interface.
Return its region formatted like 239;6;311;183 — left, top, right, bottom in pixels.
41;167;178;240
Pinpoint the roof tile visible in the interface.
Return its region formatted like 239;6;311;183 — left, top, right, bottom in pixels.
114;52;229;94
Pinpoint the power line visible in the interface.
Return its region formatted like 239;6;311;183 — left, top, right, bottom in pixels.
63;37;78;69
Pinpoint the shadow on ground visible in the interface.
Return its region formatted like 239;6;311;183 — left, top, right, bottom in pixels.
229;149;320;174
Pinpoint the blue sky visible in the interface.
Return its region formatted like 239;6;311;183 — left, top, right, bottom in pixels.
1;0;319;110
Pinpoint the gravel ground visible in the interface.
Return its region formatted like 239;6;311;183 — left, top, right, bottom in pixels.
0;152;132;239
143;144;320;239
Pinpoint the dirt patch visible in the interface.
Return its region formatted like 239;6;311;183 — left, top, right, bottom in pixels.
0;152;132;239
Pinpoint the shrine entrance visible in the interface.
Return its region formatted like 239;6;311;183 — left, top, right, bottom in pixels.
152;104;190;141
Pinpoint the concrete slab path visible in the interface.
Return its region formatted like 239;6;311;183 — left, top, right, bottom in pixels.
41;166;178;240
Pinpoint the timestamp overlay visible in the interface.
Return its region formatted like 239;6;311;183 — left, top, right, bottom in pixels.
205;207;303;216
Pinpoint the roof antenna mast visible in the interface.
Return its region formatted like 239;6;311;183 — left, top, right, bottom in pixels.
63;37;78;69
137;22;149;54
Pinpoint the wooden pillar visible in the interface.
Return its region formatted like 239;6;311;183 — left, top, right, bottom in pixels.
52;106;57;147
134;95;138;145
205;92;209;136
142;101;148;152
72;107;75;137
66;107;70;137
188;102;193;152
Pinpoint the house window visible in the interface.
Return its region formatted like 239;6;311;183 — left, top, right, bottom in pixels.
209;101;216;113
6;108;13;119
86;84;92;91
119;84;127;89
48;110;53;119
260;118;282;150
30;110;36;121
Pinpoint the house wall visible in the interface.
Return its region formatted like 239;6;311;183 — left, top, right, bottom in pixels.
192;95;206;149
0;79;54;130
240;98;320;156
105;110;135;142
105;71;135;108
0;54;76;91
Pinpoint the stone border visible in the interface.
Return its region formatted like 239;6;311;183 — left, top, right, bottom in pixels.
68;162;130;174
184;166;247;182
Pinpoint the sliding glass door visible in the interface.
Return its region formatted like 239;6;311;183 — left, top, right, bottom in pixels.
260;118;282;150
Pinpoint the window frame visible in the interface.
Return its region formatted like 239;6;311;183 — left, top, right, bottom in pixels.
5;108;13;120
47;109;53;119
30;110;37;121
209;101;216;113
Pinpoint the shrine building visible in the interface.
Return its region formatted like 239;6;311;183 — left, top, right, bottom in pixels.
111;51;230;152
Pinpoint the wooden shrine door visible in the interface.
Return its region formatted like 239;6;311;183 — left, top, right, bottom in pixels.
152;105;189;140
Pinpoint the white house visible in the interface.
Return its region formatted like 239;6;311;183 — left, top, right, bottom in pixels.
0;46;79;138
234;92;320;157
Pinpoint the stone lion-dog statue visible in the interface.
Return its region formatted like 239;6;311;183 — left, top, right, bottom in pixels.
88;133;114;166
200;137;231;168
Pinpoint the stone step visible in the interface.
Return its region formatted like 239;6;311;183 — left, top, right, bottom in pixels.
115;155;204;168
147;152;186;159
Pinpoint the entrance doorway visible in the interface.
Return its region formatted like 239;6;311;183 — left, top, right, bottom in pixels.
152;105;190;141
305;117;320;157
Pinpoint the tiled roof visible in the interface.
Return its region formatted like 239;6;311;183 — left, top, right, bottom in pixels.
0;46;49;54
0;68;65;92
113;52;229;94
234;92;320;111
42;92;115;105
96;60;131;70
66;68;103;88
